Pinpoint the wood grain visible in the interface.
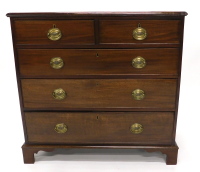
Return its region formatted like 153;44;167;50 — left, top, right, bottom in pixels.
25;112;174;145
7;12;186;164
18;48;179;78
100;20;181;44
21;79;177;110
14;20;95;45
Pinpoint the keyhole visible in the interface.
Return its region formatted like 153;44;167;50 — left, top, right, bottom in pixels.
96;52;99;57
97;116;99;120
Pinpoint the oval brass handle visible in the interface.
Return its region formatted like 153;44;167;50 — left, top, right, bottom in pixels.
132;89;145;100
133;23;147;40
52;88;66;100
130;123;143;134
55;123;67;133
132;56;146;69
47;25;62;41
50;57;64;69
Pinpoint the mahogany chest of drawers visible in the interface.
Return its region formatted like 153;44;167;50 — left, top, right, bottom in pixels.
7;11;187;165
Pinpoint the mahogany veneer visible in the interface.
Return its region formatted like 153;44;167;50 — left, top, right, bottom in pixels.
25;112;174;145
18;48;179;78
7;11;187;165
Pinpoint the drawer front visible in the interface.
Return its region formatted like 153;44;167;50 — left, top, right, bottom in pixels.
25;112;174;145
21;79;177;110
18;48;179;78
14;20;94;45
100;20;181;44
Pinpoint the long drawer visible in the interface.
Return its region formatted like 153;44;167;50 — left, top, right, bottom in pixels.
21;79;177;110
18;48;179;78
25;112;174;145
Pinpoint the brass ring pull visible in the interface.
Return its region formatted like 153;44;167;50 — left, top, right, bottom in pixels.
133;23;147;40
132;56;146;68
50;57;64;69
132;89;145;100
52;88;66;100
130;123;143;134
47;24;62;41
55;123;67;133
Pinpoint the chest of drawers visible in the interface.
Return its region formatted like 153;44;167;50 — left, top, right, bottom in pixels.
7;11;187;165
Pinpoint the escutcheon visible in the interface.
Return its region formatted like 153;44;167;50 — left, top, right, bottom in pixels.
55;123;68;133
50;57;64;69
132;89;145;100
52;88;66;100
132;56;146;68
130;123;143;134
133;23;147;40
47;24;62;41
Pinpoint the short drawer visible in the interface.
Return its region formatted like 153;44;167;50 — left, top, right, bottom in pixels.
25;112;174;145
99;20;181;44
18;48;179;78
21;79;177;110
14;20;94;45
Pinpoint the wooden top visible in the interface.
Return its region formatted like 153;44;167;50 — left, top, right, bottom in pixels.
6;11;188;17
